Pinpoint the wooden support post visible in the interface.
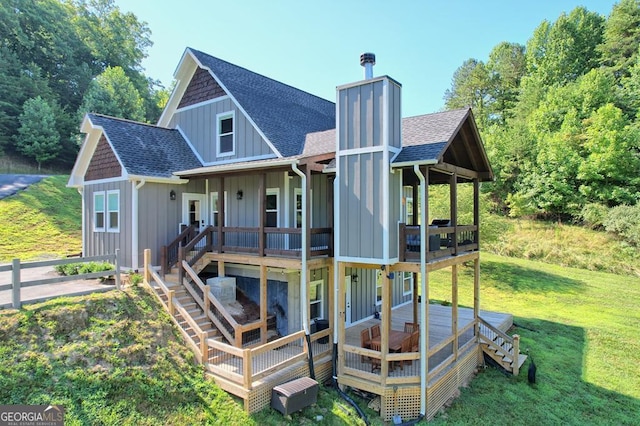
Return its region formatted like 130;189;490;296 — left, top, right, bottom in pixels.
218;177;225;253
474;258;480;338
260;264;267;344
203;284;210;315
381;265;392;383
452;264;458;360
337;262;346;377
327;176;334;257
114;249;121;290
168;289;175;315
413;272;418;325
305;166;311;259
327;263;334;343
450;172;458;254
177;245;184;285
243;348;253;389
473;178;480;247
513;334;520;376
258;173;266;257
144;249;151;285
218;260;225;277
12;258;20;309
160;246;167;277
399;223;406;262
200;332;208;365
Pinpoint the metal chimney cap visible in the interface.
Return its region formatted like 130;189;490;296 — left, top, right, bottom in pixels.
360;52;376;66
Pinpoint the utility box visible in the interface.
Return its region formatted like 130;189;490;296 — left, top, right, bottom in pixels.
271;377;318;415
206;276;236;303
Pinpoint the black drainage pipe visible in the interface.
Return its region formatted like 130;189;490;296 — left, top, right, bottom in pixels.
305;333;315;380
332;343;370;426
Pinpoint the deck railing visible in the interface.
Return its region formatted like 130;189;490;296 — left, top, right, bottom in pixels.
398;223;479;262
160;224;197;276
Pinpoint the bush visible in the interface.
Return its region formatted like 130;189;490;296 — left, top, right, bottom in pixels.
603;204;640;246
55;261;114;277
580;203;609;229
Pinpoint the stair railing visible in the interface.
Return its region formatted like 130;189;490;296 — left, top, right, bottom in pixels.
478;316;521;374
161;224;197;276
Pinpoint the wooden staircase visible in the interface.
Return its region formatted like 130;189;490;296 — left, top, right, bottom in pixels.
478;317;527;375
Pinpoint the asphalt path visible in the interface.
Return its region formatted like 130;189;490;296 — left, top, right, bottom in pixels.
0;174;49;199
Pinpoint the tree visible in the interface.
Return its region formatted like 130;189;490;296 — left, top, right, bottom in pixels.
598;0;640;79
486;42;526;123
444;59;491;129
79;66;145;121
15;96;60;171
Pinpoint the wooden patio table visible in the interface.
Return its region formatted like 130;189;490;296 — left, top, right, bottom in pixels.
369;330;411;353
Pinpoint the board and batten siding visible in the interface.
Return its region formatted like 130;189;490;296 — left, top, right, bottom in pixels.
83;180;133;268
345;267;410;323
336;76;402;263
137;182;184;266
170;98;274;163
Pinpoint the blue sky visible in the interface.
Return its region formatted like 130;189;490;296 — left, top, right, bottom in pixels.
114;0;618;117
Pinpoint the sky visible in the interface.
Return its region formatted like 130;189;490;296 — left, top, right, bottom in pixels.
113;0;618;117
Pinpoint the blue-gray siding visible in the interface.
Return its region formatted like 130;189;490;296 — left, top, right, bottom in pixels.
170;97;275;163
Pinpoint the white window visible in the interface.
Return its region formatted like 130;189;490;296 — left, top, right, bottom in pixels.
211;191;228;226
93;192;105;232
294;188;313;228
403;271;413;296
376;270;383;306
216;111;235;157
266;188;279;227
310;280;324;320
106;190;120;232
405;197;414;225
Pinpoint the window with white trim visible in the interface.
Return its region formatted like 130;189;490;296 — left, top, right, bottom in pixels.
403;271;413;296
211;191;228;226
309;280;324;320
106;190;120;232
266;188;279;227
216;111;235;156
376;270;383;306
405;197;414;225
294;188;313;228
93;192;105;232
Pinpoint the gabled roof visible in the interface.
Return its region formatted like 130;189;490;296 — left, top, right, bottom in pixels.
188;48;336;158
84;114;202;179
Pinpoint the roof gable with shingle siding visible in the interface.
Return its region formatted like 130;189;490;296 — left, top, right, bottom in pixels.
189;48;336;158
87;114;202;179
178;67;227;109
85;135;122;181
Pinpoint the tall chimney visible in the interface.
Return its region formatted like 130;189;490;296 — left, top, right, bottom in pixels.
360;52;376;80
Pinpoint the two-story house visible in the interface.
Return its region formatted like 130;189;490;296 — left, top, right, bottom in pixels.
68;48;524;421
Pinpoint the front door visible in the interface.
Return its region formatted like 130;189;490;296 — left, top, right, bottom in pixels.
182;193;207;232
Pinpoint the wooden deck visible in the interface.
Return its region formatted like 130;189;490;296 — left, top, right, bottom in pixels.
345;301;512;348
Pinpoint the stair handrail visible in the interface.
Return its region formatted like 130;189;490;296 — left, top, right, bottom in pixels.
181;260;238;345
477;315;515;359
161;224;197;275
182;225;214;267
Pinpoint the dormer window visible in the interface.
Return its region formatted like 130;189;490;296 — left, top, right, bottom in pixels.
217;111;235;157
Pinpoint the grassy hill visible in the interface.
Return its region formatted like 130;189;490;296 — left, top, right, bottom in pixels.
1;175;639;424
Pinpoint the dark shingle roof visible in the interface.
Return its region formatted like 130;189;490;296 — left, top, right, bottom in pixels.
189;48;336;157
88;114;201;178
305;108;472;166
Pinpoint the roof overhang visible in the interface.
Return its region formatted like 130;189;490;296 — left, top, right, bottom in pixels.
127;175;190;185
175;157;299;177
391;159;438;168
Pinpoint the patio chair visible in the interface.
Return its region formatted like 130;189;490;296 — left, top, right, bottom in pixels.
410;330;419;353
404;322;418;334
371;324;381;340
370;341;382;372
396;335;411;370
360;328;371;363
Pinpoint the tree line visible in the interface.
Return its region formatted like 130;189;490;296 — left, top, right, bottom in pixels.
0;0;167;170
444;0;640;241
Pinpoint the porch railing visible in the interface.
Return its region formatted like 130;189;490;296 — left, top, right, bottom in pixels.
399;223;479;262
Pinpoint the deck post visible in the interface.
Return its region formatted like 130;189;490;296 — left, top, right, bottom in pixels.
474;258;480;339
452;264;458;360
177;244;184;285
450;172;458;255
381;264;392;384
160;246;167;277
203;284;210;315
168;289;175;315
258;173;266;257
144;249;151;285
114;249;121;290
337;262;346;378
11;258;20;309
243;348;253;389
260;264;267;344
200;332;208;365
513;334;520;376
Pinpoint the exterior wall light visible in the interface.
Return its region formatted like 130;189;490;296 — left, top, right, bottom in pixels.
169;190;176;201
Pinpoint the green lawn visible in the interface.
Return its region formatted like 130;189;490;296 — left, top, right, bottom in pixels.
426;252;640;425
